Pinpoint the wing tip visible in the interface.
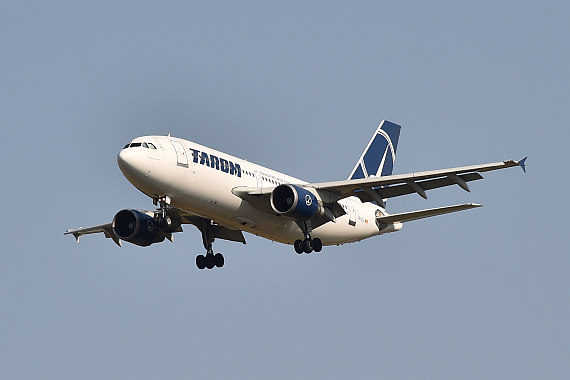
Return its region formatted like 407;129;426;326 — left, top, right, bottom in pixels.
64;229;81;242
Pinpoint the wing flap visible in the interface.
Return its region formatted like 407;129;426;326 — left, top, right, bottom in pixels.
177;210;247;244
377;203;482;224
210;224;246;244
354;172;483;202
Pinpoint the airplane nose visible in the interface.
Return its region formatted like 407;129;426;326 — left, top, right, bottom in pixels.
117;148;146;178
117;148;132;173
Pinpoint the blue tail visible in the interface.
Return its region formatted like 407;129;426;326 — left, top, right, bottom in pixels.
348;120;401;180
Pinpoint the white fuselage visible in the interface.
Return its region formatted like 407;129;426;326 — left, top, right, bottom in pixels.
118;135;401;246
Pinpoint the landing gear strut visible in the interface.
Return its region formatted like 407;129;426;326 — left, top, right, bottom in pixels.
154;196;177;231
195;219;224;270
294;220;322;254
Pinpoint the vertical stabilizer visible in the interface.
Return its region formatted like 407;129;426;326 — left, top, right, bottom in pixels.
348;120;401;180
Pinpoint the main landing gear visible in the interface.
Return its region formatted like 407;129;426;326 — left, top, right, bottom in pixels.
294;238;322;254
293;220;322;254
153;196;224;270
195;219;224;270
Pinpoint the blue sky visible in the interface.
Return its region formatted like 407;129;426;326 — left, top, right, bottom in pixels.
1;1;568;379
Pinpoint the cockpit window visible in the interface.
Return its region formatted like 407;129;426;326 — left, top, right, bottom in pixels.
123;142;156;149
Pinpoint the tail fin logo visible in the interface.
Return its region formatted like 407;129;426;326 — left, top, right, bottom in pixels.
349;120;401;180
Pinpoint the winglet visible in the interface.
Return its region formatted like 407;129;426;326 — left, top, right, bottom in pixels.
517;157;527;173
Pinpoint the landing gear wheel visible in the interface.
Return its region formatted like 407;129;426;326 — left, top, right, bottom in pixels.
159;209;180;232
161;214;174;230
214;253;224;268
302;238;313;254
196;255;206;270
312;238;322;252
294;240;304;254
205;254;216;269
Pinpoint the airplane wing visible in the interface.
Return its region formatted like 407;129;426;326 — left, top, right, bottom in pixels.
234;158;526;212
65;223;121;246
310;158;527;206
65;209;246;246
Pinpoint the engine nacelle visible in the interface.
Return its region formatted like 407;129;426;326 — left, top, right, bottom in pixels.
112;209;165;247
270;184;320;220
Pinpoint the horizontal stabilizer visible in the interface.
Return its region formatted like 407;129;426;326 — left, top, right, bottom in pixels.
518;156;527;173
376;203;482;224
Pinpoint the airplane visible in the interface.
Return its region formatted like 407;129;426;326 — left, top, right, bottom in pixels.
65;120;526;270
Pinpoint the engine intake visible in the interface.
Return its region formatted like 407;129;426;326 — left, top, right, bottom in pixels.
112;209;165;246
270;184;320;220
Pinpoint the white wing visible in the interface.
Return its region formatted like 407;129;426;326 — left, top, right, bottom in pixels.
64;223;120;246
64;209;246;246
310;158;527;206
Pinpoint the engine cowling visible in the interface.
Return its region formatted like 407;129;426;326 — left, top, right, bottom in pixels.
112;209;165;246
270;184;320;220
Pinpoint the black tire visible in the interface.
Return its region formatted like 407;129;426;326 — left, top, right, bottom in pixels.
214;253;224;268
196;255;206;270
312;238;323;252
294;239;304;254
302;238;313;254
205;254;215;269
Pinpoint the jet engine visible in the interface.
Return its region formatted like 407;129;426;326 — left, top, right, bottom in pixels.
270;184;321;220
112;209;166;246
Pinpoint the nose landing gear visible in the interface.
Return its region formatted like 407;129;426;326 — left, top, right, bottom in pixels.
154;196;180;232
